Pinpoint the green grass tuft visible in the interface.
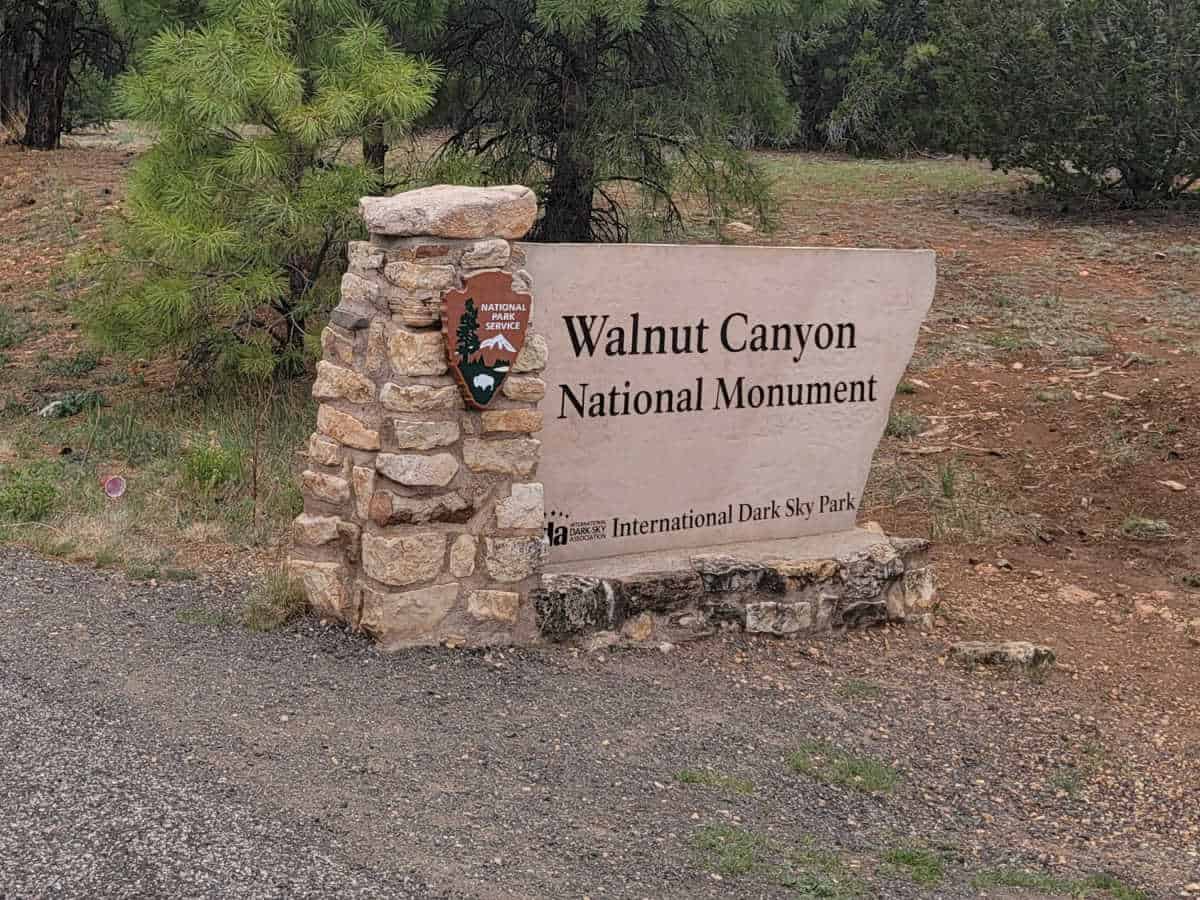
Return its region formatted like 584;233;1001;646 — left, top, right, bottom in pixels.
885;411;925;439
44;349;101;377
675;768;754;794
0;308;29;350
177;606;231;627
692;825;764;876
835;678;883;700
972;868;1147;899
183;443;244;494
240;569;307;631
1120;516;1172;541
787;740;900;793
883;847;944;886
0;462;61;522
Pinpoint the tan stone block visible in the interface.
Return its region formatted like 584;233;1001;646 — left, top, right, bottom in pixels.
383;261;457;293
313;360;376;404
495;482;544;530
347;240;384;272
501;375;545;402
375;452;459;487
511;269;532;294
380;383;461;412
365;320;388;378
388;328;447;376
463;437;540;476
621;611;654;642
361;185;538;240
391;418;460;450
369;490;473;526
351;466;375;520
293;513;339;546
301;470;350;505
308;433;342;467
340;271;380;308
362;531;445;587
360;582;459;648
513;333;547;373
320;326;354;367
467;590;519;623
461;239;510;269
389;294;441;328
484;536;546;582
449;533;477;578
317;405;380;451
288;559;348;618
481;409;542;434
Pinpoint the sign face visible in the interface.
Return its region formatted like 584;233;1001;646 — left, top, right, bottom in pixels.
523;244;936;564
442;271;532;408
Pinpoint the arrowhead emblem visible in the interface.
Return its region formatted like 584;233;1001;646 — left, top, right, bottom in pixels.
441;271;532;409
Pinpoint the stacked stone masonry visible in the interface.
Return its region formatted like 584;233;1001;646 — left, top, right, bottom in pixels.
289;185;547;649
290;184;938;649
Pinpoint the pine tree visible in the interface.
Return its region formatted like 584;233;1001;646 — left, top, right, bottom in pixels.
436;0;863;241
83;0;440;377
455;298;479;362
0;0;126;147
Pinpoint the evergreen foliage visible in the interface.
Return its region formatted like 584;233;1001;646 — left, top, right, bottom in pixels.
935;0;1200;204
455;298;479;361
777;0;942;155
82;0;440;377
436;0;862;241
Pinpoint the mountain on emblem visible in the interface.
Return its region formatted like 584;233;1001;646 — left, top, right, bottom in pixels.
441;271;533;409
479;333;517;353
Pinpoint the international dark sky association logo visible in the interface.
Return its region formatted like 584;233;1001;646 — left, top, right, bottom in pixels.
442;271;532;408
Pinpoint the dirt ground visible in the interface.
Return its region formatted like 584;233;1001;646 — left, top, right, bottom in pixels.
1;136;1198;897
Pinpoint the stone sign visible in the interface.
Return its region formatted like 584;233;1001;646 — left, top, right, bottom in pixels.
524;244;936;563
289;184;940;650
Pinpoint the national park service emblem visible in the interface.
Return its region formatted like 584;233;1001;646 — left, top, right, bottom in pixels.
441;271;532;409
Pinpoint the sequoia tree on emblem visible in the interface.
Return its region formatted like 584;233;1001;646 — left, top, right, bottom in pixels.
441;270;533;408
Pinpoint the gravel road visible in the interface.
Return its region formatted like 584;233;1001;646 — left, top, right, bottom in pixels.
0;548;1186;898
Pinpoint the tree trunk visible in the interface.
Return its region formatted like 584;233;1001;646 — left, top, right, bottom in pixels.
21;1;75;150
0;8;33;133
536;36;596;242
539;147;595;242
362;121;386;178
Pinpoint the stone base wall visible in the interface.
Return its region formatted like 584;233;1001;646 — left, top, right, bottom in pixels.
534;531;937;646
289;186;547;649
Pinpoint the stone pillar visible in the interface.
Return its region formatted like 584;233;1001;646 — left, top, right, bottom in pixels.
288;185;547;649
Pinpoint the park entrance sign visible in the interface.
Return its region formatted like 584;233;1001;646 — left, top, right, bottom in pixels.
289;185;940;649
527;244;934;564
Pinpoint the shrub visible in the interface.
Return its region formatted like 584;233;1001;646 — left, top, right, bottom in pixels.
0;462;61;522
182;444;243;494
82;0;439;377
935;0;1200;205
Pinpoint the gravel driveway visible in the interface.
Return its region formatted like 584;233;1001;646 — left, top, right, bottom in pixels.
0;548;1184;898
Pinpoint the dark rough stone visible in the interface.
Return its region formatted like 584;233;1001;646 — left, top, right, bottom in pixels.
621;571;705;614
889;536;931;569
745;601;812;635
836;599;889;629
329;303;373;331
533;575;625;639
840;543;904;601
693;556;786;594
